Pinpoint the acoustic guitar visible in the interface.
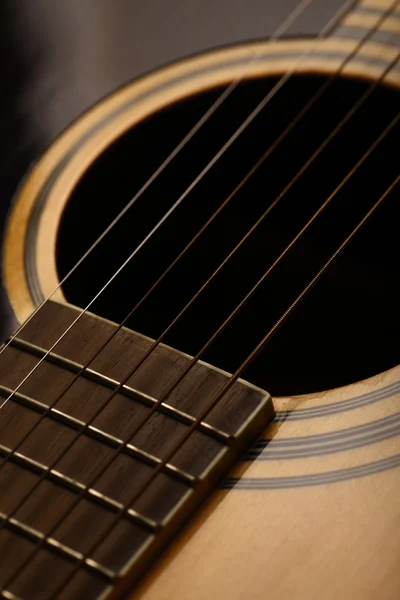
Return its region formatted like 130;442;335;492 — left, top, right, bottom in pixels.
0;0;400;598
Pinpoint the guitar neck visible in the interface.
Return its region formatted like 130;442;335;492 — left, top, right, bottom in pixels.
0;301;274;598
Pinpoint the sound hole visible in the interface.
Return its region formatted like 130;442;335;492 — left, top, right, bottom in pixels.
56;74;400;396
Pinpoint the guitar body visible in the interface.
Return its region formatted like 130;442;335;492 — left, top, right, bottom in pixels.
1;1;400;598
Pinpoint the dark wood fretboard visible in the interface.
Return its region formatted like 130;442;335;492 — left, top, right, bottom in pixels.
0;301;274;600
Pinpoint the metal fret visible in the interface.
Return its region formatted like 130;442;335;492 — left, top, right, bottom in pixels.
0;386;87;430
0;445;158;532
1;301;274;598
123;443;197;486
9;336;160;400
0;382;273;596
0;513;115;582
6;339;232;443
0;388;199;489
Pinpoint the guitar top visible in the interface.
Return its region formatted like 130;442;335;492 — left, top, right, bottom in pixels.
1;1;400;599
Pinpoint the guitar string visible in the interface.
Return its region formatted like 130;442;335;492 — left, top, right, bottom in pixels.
0;0;395;542
0;0;356;413
50;166;400;598
0;0;319;357
3;43;400;600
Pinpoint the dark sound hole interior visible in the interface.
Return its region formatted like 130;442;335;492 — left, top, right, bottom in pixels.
56;73;400;397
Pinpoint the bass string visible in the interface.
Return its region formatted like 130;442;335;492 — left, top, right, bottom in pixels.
0;0;393;552
2;14;400;600
0;0;320;358
51;164;400;599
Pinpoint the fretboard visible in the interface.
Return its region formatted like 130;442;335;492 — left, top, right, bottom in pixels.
0;301;273;600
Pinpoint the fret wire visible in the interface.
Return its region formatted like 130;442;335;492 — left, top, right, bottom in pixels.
1;430;195;500
0;344;226;529
0;387;47;413
1;3;398;596
0;388;199;498
0;446;158;531
0;335;219;589
4;343;230;442
0;513;115;582
0;334;233;595
9;338;156;402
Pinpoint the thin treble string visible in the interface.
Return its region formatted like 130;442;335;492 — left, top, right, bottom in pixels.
50;169;400;600
0;0;317;358
0;0;355;414
5;69;400;600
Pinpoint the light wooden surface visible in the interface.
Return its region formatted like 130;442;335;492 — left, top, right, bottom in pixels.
133;361;400;600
